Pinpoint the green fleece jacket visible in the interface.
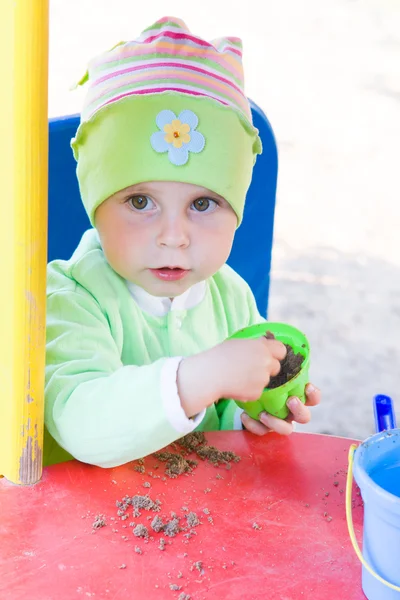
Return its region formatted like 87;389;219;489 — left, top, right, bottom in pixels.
45;229;264;467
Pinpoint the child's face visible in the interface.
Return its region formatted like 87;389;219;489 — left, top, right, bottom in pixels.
95;181;238;297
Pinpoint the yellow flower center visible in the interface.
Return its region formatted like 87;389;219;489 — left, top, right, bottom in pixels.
164;119;191;148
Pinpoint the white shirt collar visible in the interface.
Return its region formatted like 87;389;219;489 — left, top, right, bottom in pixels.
126;280;207;317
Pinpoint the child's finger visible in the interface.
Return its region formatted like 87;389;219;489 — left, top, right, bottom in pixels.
262;337;287;361
241;412;272;436
269;357;283;377
304;383;321;406
286;397;312;424
259;412;294;435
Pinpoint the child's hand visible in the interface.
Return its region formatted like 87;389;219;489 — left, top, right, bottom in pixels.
178;337;287;418
241;383;321;435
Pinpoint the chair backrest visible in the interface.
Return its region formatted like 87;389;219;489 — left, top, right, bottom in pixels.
48;100;278;317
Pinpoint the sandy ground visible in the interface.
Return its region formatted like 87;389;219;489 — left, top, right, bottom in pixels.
49;0;400;440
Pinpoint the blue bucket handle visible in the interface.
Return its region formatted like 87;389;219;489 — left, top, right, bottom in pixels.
346;444;400;592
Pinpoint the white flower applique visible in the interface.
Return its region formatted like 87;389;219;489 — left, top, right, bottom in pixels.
150;109;205;166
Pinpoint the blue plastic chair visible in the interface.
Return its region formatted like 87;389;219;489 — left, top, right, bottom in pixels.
48;100;278;317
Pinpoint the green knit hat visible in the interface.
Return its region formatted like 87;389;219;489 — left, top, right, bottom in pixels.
71;17;262;225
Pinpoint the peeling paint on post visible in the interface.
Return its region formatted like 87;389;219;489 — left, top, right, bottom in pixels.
19;434;43;484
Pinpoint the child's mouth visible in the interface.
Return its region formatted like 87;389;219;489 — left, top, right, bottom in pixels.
150;267;189;282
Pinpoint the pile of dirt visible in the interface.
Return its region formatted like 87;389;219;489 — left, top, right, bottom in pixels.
133;524;148;538
178;432;241;468
163;518;180;538
186;512;200;528
265;331;304;388
92;514;106;529
131;495;160;517
153;451;198;478
150;515;164;533
177;432;207;452
113;493;186;542
152;432;240;479
196;444;240;466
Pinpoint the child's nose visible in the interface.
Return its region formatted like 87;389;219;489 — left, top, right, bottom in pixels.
156;215;190;249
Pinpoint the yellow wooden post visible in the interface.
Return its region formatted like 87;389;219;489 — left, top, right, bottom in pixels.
0;0;49;484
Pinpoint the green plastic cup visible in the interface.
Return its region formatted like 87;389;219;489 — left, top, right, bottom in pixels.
229;322;310;420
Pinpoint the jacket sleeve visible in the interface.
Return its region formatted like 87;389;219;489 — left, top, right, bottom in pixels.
45;287;203;468
215;280;267;430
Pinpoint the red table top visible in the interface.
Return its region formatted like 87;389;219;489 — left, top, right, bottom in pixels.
0;432;365;600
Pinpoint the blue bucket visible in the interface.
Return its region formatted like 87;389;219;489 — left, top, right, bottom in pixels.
350;430;400;599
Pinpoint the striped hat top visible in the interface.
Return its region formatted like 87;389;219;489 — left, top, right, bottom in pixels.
77;16;253;127
73;17;262;226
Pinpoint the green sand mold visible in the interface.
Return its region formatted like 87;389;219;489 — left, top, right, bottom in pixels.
230;322;310;420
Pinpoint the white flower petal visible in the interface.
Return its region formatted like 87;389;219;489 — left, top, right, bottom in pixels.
169;145;189;166
186;130;205;154
150;131;170;153
178;109;198;130
156;110;177;131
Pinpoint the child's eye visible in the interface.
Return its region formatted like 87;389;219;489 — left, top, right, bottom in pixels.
191;197;218;213
126;195;155;211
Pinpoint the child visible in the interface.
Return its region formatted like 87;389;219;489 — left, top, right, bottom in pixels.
45;17;320;467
